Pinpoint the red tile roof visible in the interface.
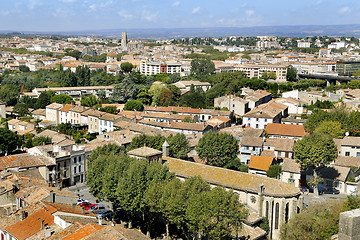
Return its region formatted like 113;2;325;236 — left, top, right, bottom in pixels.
265;123;306;137
5;205;57;240
249;156;274;171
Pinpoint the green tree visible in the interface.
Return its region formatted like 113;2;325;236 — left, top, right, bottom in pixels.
182;116;196;123
33;136;52;146
293;133;337;195
280;199;344;240
136;88;152;105
12;103;29;117
266;164;282;179
0;128;21;154
314;120;344;138
50;94;74;104
286;66;297;81
19;65;30;72
268;71;277;80
197;132;238;167
124;100;144;111
81;95;98;107
167;134;191;159
191;58;215;75
129;134;166;151
99;106;117;114
36;91;54;109
120;62;134;73
0;84;20;106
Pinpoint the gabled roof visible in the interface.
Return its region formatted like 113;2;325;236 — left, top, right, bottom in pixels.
127;146;162;158
282;158;301;173
249;156;274;171
0;153;55;170
335;156;360;168
341;136;360;147
5;205;57;240
59;104;73;112
164;157;300;197
265;123;306;137
63;224;104;240
46;103;63;110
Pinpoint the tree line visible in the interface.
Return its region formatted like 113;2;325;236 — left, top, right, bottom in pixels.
86;144;248;239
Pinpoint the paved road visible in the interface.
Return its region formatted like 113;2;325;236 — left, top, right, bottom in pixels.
65;183;112;210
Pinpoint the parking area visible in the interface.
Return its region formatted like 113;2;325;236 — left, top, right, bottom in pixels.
66;183;112;210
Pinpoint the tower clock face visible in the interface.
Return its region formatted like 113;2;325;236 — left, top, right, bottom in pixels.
250;196;256;204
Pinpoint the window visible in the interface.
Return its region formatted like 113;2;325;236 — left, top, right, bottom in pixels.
265;119;267;122
74;167;76;173
79;165;81;172
74;157;77;164
275;203;279;229
64;171;67;177
248;118;251;121
256;118;259;122
256;124;259;128
265;201;269;219
357;152;360;157
345;152;350;156
64;162;67;168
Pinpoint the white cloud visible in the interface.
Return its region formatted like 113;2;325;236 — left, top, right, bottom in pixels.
245;9;254;17
192;7;200;14
28;0;42;10
59;0;76;3
89;1;113;11
142;9;158;22
339;6;350;14
172;1;180;7
117;10;135;20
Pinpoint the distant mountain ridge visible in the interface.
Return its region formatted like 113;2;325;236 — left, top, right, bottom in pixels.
2;24;360;39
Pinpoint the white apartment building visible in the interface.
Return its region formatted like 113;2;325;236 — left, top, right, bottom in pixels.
297;42;311;48
29;86;114;99
46;103;63;125
233;64;288;82
140;61;182;75
214;95;249;116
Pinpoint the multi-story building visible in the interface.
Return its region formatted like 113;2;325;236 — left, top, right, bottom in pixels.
233;64;288;82
140;61;182;75
45;103;63;125
214;95;249;116
29;86;114;99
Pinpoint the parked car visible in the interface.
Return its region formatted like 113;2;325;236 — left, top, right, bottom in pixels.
91;204;106;214
97;210;113;221
77;199;88;205
78;201;92;208
322;188;340;194
85;204;98;211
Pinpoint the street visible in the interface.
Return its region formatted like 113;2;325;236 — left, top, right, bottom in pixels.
303;192;348;207
66;183;112;210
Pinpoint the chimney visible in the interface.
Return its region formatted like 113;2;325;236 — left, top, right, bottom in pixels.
162;140;170;158
45;226;51;238
49;190;56;203
41;220;45;230
21;211;28;220
6;207;10;216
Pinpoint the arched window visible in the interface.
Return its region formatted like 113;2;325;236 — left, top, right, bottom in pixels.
275;203;279;229
266;201;269;219
285;203;289;223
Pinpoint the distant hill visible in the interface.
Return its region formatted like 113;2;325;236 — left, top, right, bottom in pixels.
2;24;360;39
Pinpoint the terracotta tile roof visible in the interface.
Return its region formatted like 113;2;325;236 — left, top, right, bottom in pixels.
274;138;295;152
265;123;306;137
249;156;274;171
113;121;175;137
46;103;63;109
0;153;55;170
128;146;162;158
318;165;351;182
242;136;264;147
341;136;360;147
63;224;105;240
47;222;84;240
282;158;301;173
15;186;77;205
144;106;201;114
335;156;360;168
99;113;121;122
164;157;300;197
35;129;68;144
69;105;89;113
59;104;73;112
31;108;46;116
83;226;151;240
260;150;275;158
5;205;57;240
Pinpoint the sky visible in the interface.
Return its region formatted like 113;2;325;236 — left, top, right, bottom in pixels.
0;0;360;32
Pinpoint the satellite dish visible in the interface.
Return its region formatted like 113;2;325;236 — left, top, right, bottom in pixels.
345;132;349;136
